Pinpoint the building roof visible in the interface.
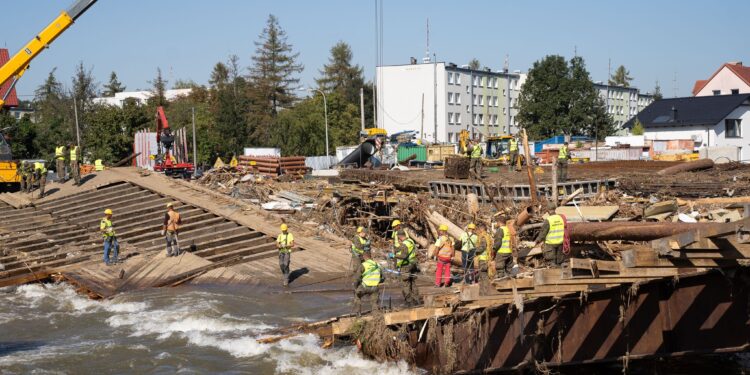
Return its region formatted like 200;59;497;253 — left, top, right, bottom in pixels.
624;94;750;129
692;62;750;95
0;49;20;108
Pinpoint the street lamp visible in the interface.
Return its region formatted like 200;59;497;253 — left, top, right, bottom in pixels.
301;87;329;158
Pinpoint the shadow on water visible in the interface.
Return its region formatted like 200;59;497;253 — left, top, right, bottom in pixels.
0;341;46;357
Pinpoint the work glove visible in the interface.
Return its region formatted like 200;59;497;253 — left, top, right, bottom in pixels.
160;230;166;236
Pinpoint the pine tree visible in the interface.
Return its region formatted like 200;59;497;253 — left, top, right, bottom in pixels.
148;67;168;107
316;42;364;104
71;62;97;112
209;56;250;157
631;118;645;135
102;71;126;97
247;14;303;144
653;80;663;100
609;65;633;87
33;68;74;155
468;58;481;70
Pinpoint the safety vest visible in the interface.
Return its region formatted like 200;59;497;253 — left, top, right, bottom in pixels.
277;232;294;253
545;215;565;245
70;146;79;161
475;233;493;261
361;259;381;287
55;146;65;160
435;235;454;260
391;228;410;247
351;236;368;256
470;144;482;159
94;159;104;171
166;210;181;232
509;139;518;152
100;217;115;237
33;162;47;174
396;238;417;268
460;232;478;252
497;226;512;254
558;145;569;160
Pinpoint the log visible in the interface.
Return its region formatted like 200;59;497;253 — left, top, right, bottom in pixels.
656;158;714;176
426;211;464;266
689;196;750;206
568;221;719;242
113;152;141;167
521;129;539;204
405;228;429;249
560;188;584;206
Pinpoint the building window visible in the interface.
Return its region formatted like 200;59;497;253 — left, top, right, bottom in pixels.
479;95;484;106
455;113;461;124
725;119;742;138
448;112;454;124
455;93;461;104
503;107;507;115
448;92;454;104
448;132;454;142
472;95;477;105
494;96;499;107
502;89;506;97
494;78;499;88
713;90;721;96
732;89;740;95
447;72;453;84
456;74;461;85
478;114;484;124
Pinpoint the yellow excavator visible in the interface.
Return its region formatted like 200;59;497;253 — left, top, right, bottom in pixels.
458;130;524;167
0;0;97;189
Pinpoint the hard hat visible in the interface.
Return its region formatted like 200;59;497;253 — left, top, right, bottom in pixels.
280;224;288;231
166;202;174;208
391;220;402;228
438;224;449;231
467;223;476;229
357;226;365;233
104;209;113;215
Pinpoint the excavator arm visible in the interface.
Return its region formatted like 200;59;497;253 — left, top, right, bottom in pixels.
0;0;97;107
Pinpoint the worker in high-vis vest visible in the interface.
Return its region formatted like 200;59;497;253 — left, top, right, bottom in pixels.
508;136;519;172
534;204;566;266
473;223;493;285
469;139;483;179
350;226;371;274
55;145;66;181
390;219;410;248
391;230;419;306
33;161;47;198
433;224;455;287
492;216;518;277
459;223;478;284
557;141;569;183
69;143;81;185
276;223;295;287
100;208;119;265
94;159;105;171
353;252;383;315
16;161;29;193
161;203;182;257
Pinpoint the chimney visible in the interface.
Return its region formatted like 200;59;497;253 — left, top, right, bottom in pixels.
728;61;743;66
671;106;678;121
409;57;417;65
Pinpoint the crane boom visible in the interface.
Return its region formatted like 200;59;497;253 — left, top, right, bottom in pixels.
0;0;97;107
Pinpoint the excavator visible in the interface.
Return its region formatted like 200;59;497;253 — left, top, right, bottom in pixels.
153;106;194;178
458;129;525;167
0;0;98;189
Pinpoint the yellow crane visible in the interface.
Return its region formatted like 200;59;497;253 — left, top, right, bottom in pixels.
0;0;97;189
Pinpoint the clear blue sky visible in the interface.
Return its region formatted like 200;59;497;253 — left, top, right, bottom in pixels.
3;0;748;99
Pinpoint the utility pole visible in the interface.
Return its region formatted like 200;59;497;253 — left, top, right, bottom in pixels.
360;87;365;131
192;107;197;176
73;97;81;149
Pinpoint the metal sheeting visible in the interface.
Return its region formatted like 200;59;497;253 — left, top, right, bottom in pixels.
571;148;643;161
305;156;337;170
134;130;157;169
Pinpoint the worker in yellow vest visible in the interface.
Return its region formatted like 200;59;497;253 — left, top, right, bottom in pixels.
94;159;105;171
557;141;569;183
32;161;47;198
350;227;371;274
508;136;519;172
492;216;518;277
276;223;295;286
433;224;455;287
100;208;119;265
55;145;66;181
353;252;383;315
459;223;478;284
390;219;410;248
469;139;483;179
69;143;81;185
391;230;419;306
473;223;493;286
534;204;567;266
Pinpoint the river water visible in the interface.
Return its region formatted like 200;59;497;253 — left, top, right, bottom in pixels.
0;283;416;374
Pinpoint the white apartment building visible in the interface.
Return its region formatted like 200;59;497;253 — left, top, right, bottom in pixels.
593;83;654;131
93;89;192;107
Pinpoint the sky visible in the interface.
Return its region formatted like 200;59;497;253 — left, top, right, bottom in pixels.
3;0;748;99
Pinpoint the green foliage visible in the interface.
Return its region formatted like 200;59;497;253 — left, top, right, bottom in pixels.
83;101;150;163
468;58;481;70
102;71;126;96
148;68;168;107
517;55;615;140
608;65;632;87
653;81;663;101
631;118;645;135
33;68;75;157
316;42;365;104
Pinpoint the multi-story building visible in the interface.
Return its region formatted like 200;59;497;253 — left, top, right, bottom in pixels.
594;83;654;131
93;89;192;107
692;61;750;97
376;60;525;143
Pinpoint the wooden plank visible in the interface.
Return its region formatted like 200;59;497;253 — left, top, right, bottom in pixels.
621;249;740;268
569;258;621;273
382;307;454;325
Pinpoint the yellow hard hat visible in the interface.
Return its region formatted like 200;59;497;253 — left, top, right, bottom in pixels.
438;224;449;231
104;209;113;215
166;202;174;208
467;223;476;229
357;226;365;233
280;224;288;231
391;220;402;228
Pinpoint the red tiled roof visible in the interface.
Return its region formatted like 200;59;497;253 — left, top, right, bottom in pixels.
0;48;20;108
692;62;750;96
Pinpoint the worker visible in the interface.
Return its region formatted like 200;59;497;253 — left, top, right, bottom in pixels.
557;141;569;183
390;220;410;248
433;224;454;287
55;145;66;181
350;226;371;274
469;139;483;179
100;208;119;265
391;230;419;306
22;161;33;193
459;223;478;284
492;216;518;277
161;203;182;257
473;223;493;286
33;161;47;198
353;252;383;315
508;136;519;172
69;143;81;185
16;161;28;193
277;223;295;287
534;204;567;266
94;159;105;172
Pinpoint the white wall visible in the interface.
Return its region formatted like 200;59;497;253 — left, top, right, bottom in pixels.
696;66;750;96
713;105;750;161
93;89;192;107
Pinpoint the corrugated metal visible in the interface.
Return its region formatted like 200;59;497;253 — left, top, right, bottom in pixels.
0;49;19;107
336;145;358;161
305;156;337;170
134;130;157;169
397;145;427;162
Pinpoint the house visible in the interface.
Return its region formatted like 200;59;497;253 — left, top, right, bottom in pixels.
624;94;750;161
692;62;750;96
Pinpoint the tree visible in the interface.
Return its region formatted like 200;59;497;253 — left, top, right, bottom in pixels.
653;80;663;101
102;71;126;97
316;41;365;104
609;65;633;87
569;56;615;139
148;67;168;107
468;58;481;70
33;68;74;156
631;118;645;135
173;79;199;89
206;56;250;158
247;14;303;144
